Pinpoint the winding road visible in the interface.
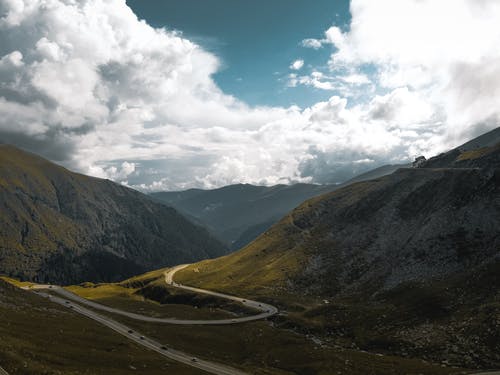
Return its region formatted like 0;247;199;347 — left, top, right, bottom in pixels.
21;264;278;374
164;264;279;323
29;264;278;325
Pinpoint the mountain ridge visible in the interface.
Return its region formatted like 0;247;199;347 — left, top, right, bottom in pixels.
0;144;226;284
151;163;408;250
175;128;500;368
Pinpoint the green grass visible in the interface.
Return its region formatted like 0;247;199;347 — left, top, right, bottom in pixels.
0;276;35;288
63;274;467;375
106;313;464;375
119;267;171;288
456;144;499;161
66;269;258;318
0;280;203;375
66;282;239;320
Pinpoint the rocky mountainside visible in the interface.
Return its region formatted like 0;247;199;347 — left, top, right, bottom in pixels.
422;127;500;169
176;128;500;368
151;164;406;250
0;145;226;284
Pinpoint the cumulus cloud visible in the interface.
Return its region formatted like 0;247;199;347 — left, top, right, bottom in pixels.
288;71;337;91
301;38;323;49
301;26;346;51
326;0;500;145
287;70;372;97
0;0;498;191
290;59;305;70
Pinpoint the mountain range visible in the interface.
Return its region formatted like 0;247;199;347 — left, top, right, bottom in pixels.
151;163;407;250
176;127;500;368
0;145;226;284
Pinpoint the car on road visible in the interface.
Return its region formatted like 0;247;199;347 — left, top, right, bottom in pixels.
231;319;237;322
191;358;197;362
128;330;133;334
161;346;168;350
140;336;145;340
242;299;246;302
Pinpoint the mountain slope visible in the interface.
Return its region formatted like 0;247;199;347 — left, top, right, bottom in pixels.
151;183;336;250
151;164;407;250
177;128;500;295
339;163;410;185
422;128;500;169
0;145;226;284
178;167;499;296
176;128;500;368
0;279;198;374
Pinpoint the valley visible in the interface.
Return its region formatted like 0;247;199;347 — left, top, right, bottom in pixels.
1;1;499;373
150;164;406;250
2;267;466;375
0;129;498;374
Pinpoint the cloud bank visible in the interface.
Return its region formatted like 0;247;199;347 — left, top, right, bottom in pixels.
0;0;498;191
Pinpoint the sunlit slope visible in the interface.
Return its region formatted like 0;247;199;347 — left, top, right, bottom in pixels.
0;145;226;284
174;136;500;369
177;165;500;298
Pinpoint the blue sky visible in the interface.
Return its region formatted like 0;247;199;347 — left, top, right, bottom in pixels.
126;0;351;108
1;0;497;191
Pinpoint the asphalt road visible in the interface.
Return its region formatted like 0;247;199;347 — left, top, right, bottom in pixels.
0;366;9;375
33;290;248;375
20;264;278;374
164;264;279;323
27;266;278;326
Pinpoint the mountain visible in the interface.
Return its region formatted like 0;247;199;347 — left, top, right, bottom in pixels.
0;145;226;284
151;183;335;250
151;164;407;250
175;128;500;368
421;127;500;169
340;163;410;185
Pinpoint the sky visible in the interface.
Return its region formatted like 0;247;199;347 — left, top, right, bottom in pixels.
126;0;351;108
1;0;499;191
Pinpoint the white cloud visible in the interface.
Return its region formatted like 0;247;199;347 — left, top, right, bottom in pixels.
301;38;323;49
89;161;136;181
326;0;500;144
0;0;498;191
287;70;372;95
301;25;346;51
324;26;345;48
290;59;304;70
339;73;370;85
0;50;23;67
288;71;337;91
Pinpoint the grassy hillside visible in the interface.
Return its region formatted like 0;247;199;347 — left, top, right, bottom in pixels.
0;145;226;284
60;273;463;375
0;279;201;374
174;134;500;369
177;168;500;296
